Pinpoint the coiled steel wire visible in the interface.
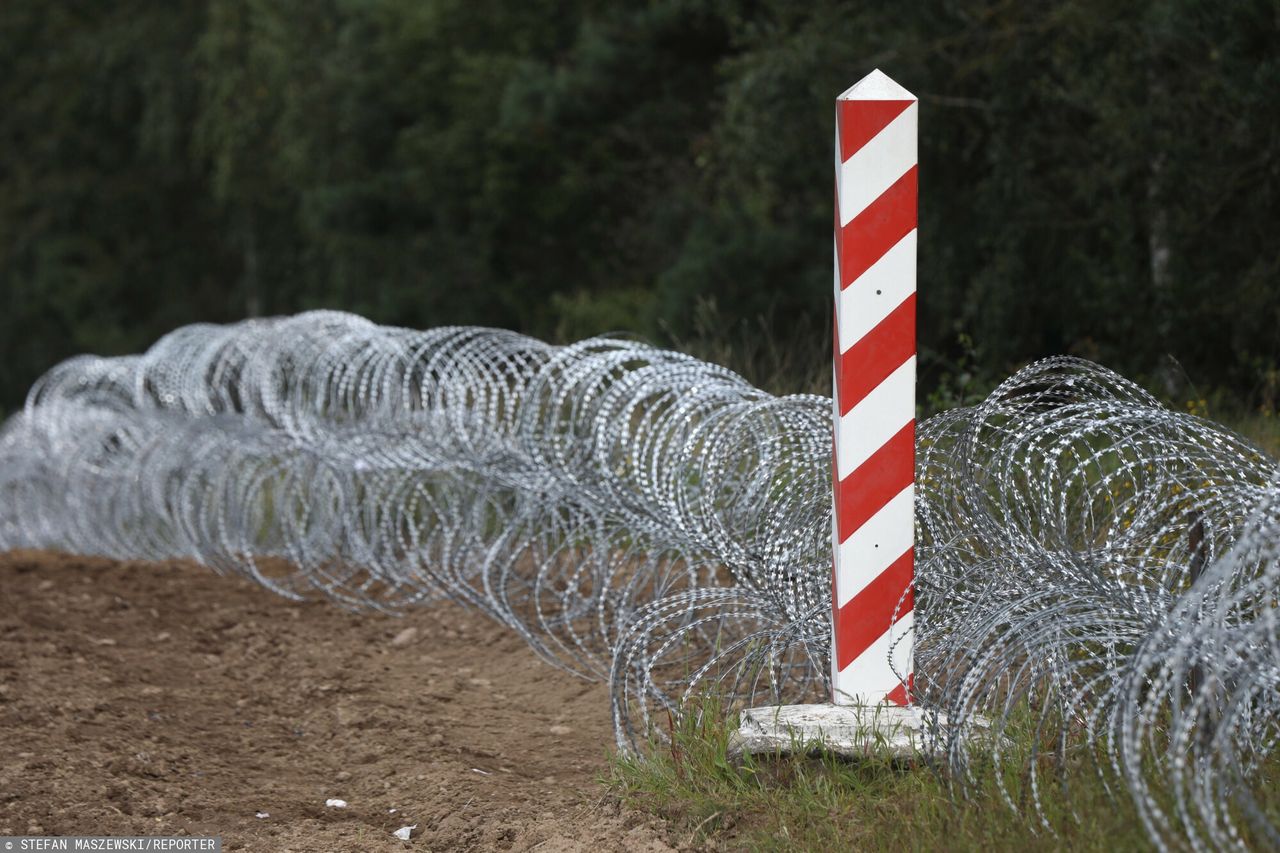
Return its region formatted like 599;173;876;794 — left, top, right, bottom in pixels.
1;310;1277;850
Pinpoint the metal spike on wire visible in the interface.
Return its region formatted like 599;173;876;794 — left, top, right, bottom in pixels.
1;311;1279;850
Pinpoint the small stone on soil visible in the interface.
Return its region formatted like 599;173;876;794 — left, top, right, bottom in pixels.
390;627;418;647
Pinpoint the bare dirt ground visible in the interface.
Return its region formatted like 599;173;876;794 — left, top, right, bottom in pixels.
0;550;675;852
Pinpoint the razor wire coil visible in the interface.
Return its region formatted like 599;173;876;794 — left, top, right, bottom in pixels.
2;310;1279;851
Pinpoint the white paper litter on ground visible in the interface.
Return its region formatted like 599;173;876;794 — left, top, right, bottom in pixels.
393;824;417;841
325;798;348;808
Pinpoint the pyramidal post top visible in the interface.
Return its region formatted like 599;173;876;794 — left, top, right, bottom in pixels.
838;69;916;102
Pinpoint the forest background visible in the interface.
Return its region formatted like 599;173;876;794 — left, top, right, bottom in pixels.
2;0;1278;417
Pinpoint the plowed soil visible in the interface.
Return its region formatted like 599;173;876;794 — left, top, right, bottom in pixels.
0;550;674;852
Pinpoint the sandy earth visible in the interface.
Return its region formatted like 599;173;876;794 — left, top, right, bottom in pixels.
0;551;676;852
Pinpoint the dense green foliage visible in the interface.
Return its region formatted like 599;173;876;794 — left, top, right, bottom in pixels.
2;0;1278;412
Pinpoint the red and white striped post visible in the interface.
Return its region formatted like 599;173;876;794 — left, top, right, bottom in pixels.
831;69;916;707
731;69;925;755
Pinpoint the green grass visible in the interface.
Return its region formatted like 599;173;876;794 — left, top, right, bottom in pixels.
605;702;1160;852
1220;410;1280;457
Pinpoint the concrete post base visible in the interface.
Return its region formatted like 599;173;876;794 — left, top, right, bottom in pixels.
728;703;962;759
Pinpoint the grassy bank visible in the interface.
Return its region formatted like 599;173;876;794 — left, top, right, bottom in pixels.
605;705;1161;852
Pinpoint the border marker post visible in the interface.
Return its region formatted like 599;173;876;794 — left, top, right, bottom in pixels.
731;68;924;758
831;68;917;707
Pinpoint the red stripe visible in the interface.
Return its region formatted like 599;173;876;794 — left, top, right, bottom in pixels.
836;421;914;542
837;99;913;162
838;166;917;288
834;548;914;670
837;292;915;415
885;674;914;706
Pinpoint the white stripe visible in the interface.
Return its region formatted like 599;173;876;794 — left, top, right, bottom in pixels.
832;610;914;705
835;357;915;479
838;102;917;227
833;118;843;205
835;485;914;607
832;237;842;327
838;230;916;350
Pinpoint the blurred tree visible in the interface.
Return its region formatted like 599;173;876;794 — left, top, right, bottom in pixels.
0;0;235;407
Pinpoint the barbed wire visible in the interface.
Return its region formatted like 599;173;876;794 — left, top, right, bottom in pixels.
1;310;1277;849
